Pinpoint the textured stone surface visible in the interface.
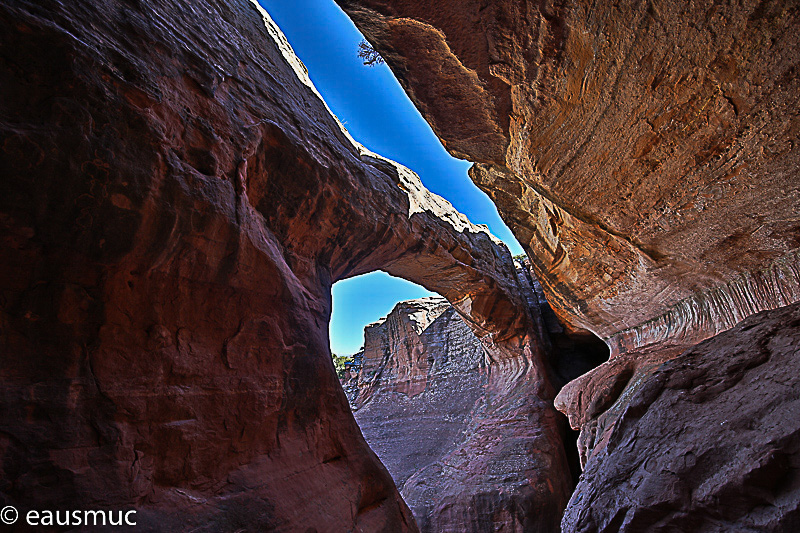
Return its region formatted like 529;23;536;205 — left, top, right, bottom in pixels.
555;343;691;468
335;2;800;529
0;0;566;529
561;303;800;532
347;285;603;532
335;0;800;351
349;296;475;409
348;298;489;522
347;295;569;533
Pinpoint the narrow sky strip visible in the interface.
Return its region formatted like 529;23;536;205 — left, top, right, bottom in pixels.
259;0;523;355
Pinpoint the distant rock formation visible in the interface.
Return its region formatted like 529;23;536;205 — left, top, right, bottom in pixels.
344;297;489;527
346;297;476;407
348;294;560;532
345;265;608;531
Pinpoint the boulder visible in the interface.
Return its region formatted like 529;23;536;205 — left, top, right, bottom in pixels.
561;303;800;532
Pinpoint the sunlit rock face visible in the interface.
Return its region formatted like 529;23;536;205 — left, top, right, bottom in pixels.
346;294;574;533
347;297;490;529
350;297;471;407
335;0;800;352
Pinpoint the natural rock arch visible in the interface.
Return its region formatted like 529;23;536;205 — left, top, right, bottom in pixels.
0;0;572;530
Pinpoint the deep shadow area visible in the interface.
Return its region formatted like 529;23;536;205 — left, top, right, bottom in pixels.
524;259;610;487
548;330;610;486
549;331;611;390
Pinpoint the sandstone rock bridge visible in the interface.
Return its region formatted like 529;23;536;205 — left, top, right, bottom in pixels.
1;0;569;530
1;0;798;531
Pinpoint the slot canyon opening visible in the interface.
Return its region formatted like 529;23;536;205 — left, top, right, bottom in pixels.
329;271;460;492
260;0;524;255
262;0;613;522
545;324;611;486
330;266;609;525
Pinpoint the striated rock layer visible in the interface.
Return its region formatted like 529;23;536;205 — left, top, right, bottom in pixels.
560;303;800;532
347;297;491;530
0;0;569;529
343;292;573;532
335;0;800;352
348;297;476;408
336;1;800;529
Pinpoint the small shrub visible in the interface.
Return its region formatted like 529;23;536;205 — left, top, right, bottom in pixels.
358;39;384;67
332;353;354;379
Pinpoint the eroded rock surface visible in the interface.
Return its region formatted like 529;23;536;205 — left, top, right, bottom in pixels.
346;297;490;526
346;278;605;531
561;303;800;532
348;297;477;409
335;0;800;351
0;0;567;529
347;295;566;533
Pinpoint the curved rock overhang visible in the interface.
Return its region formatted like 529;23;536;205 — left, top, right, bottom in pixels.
332;2;800;530
0;0;570;530
335;0;800;353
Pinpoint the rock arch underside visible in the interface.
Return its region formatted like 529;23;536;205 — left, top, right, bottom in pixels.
0;0;798;532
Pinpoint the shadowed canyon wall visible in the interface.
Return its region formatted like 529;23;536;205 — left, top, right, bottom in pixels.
0;0;570;530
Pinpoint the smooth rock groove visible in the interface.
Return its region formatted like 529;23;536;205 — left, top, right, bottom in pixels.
0;0;569;529
608;249;800;354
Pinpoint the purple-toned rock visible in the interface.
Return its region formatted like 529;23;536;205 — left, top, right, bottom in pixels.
561;303;800;532
348;295;572;532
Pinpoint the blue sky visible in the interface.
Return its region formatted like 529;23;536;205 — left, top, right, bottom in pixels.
259;0;523;355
